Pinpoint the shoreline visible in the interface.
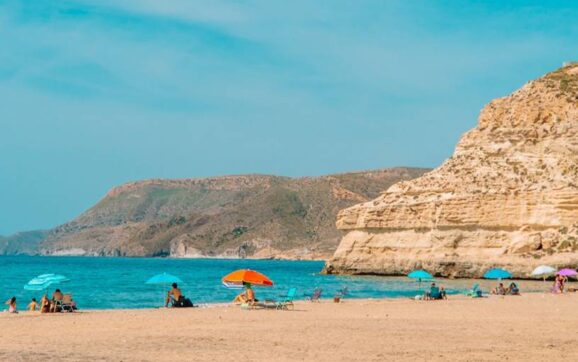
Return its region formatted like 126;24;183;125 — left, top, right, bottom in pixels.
0;289;571;315
1;293;577;361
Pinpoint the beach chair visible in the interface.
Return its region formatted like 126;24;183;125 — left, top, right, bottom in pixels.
305;288;322;302
428;286;441;300
276;288;297;310
57;294;75;312
466;284;482;298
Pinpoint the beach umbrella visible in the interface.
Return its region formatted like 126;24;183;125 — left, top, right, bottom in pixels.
221;269;274;288
483;268;512;280
531;265;556;284
556;268;578;277
407;270;433;288
24;274;70;293
146;273;183;285
146;273;183;307
531;265;556;276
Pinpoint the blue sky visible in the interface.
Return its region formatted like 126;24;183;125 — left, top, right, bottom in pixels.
1;1;577;234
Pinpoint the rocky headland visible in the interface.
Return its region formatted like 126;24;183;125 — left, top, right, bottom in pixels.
324;64;578;278
1;168;427;259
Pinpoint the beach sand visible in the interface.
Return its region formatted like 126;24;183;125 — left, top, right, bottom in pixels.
1;293;577;361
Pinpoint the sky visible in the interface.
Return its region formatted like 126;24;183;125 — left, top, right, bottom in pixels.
1;1;578;235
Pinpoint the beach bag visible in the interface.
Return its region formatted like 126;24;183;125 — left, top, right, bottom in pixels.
183;298;194;308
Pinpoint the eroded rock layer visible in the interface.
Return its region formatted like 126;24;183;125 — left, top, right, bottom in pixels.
325;64;578;278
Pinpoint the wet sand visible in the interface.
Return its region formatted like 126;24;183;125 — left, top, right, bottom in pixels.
1;293;577;361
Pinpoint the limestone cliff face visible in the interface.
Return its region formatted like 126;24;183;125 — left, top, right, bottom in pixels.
325;64;578;278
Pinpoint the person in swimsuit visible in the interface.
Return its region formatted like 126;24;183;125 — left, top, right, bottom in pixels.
233;282;256;304
165;283;182;307
28;298;38;311
5;297;17;313
507;282;520;295
40;294;51;313
51;289;64;312
491;283;506;295
553;275;563;294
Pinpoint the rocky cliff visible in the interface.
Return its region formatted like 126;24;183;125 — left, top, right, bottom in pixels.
324;64;578;278
0;230;48;255
33;168;427;259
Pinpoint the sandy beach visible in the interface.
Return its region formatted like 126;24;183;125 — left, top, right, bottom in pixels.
1;293;577;361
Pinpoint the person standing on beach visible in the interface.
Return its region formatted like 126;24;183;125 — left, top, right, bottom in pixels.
553;275;563;293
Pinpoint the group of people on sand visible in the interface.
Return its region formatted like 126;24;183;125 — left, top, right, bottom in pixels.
4;289;77;314
491;282;520;296
423;282;447;300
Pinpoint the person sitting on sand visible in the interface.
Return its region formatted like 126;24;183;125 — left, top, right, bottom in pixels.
165;283;183;307
424;282;442;300
28;298;38;311
5;297;17;313
233;282;256;304
507;282;520;295
40;294;51;313
439;285;447;300
491;283;506;295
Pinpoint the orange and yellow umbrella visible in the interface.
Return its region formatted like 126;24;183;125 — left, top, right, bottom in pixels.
222;269;274;288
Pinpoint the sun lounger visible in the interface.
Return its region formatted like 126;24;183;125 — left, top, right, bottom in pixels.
466;284;483;298
60;294;75;312
305;288;322;302
275;288;297;310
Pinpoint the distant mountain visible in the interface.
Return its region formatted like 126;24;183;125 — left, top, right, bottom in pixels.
0;230;49;255
13;168;428;259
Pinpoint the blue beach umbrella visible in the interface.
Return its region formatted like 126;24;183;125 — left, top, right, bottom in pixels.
146;273;183;285
408;270;433;288
146;273;183;307
24;274;70;293
483;268;512;280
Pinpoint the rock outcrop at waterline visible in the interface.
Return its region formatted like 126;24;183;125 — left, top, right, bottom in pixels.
324;64;578;278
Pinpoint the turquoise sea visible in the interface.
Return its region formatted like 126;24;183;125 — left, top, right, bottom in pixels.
0;256;548;310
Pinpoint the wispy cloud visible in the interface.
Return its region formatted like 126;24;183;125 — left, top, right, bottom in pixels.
1;0;578;233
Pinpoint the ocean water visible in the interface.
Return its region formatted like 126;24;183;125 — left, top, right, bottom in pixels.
0;256;549;310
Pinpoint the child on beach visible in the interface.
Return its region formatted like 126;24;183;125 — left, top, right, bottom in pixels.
5;297;17;313
28;298;38;311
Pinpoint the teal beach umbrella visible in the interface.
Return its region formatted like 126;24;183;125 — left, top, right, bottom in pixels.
146;273;183;307
407;270;433;288
483;268;512;280
24;274;70;293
